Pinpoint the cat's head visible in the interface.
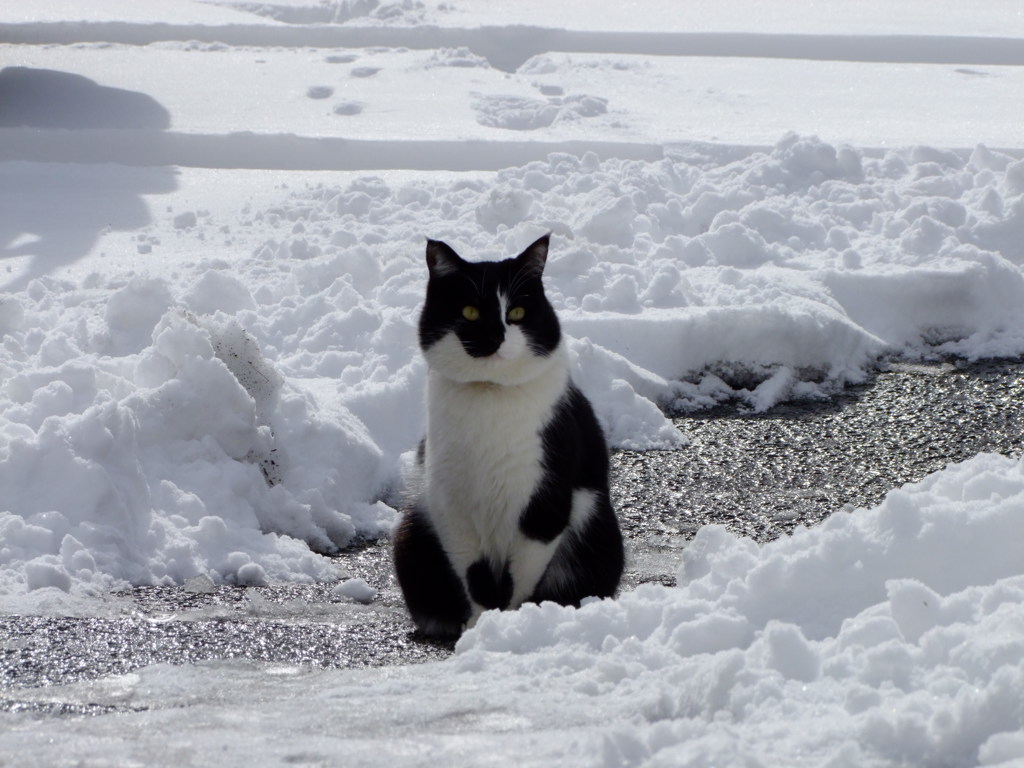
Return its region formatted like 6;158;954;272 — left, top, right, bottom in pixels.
419;234;562;386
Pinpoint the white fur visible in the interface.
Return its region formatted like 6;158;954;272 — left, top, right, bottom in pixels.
423;327;549;387
497;326;527;361
423;333;570;623
507;534;562;609
495;295;525;361
569;488;599;530
532;489;598;597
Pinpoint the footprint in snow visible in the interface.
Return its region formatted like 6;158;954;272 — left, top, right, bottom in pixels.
559;94;608;119
351;66;381;78
325;54;359;64
473;93;608;131
427;47;490;69
473;95;559;130
307;86;334;99
333;101;364;116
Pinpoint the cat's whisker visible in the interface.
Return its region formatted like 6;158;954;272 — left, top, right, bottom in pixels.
507;262;536;298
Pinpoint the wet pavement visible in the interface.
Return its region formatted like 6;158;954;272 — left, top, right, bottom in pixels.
2;357;1023;710
618;358;1024;546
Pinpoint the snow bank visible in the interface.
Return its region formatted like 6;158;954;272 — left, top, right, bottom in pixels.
4;137;1024;598
0;299;392;607
455;452;1024;767
4;454;1023;767
235;135;1024;419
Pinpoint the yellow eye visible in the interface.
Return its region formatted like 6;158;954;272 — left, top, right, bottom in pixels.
462;305;480;321
508;307;526;322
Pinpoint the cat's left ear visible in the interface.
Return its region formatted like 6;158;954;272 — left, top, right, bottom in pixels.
516;234;550;276
425;239;464;277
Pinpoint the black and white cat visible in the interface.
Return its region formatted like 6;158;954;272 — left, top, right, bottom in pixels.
393;234;624;637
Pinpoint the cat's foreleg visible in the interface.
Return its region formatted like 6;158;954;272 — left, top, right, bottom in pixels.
392;505;473;637
509;485;580;607
463;554;513;628
432;526;500;630
508;534;563;608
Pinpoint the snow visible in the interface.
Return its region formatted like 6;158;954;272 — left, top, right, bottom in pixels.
332;576;377;604
6;137;1024;600
2;1;1024;765
4;452;1024;766
5;43;1024;151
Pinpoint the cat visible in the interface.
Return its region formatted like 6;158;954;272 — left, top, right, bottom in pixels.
393;233;624;637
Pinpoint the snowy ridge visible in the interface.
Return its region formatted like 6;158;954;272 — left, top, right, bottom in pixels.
7;22;1024;72
3;0;1023;71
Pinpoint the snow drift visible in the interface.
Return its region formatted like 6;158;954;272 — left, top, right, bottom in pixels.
3;136;1024;599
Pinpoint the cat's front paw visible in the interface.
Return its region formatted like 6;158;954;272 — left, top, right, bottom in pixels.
463;606;485;633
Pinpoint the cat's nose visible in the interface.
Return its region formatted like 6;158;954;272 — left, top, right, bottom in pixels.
466;326;505;358
485;325;506;349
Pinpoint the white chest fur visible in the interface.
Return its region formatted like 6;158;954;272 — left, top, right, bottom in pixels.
424;343;569;564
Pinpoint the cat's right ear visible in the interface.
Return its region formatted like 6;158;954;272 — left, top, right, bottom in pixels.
425;239;463;277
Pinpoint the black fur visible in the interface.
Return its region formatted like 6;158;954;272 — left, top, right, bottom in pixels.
392;505;471;637
523;383;623;605
466;558;513;610
520;384;609;543
530;498;624;607
419;235;560;358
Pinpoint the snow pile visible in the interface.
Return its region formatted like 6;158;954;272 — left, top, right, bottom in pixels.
4;453;1022;766
0;297;392;605
3;136;1024;599
455;452;1024;766
246;136;1024;419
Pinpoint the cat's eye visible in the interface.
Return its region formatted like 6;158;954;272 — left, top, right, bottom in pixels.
462;305;480;321
507;307;526;322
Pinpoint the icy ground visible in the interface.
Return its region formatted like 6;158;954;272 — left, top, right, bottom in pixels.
2;1;1024;766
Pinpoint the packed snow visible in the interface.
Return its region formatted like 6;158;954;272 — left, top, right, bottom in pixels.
2;1;1024;765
